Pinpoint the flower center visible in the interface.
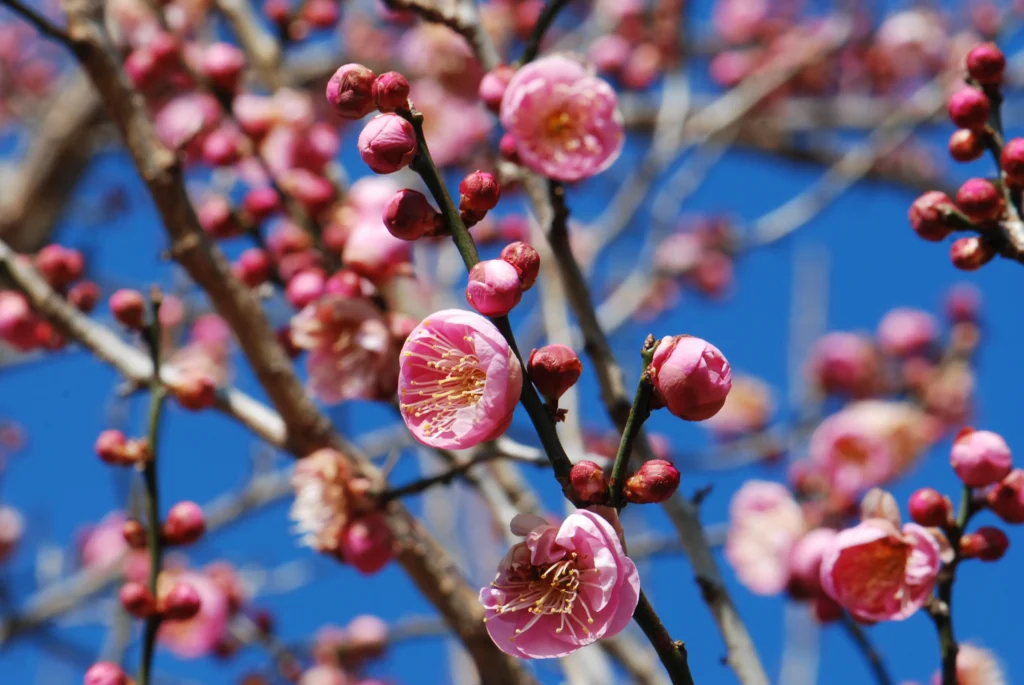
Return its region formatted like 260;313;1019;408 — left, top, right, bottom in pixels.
544;109;583;152
835;435;871;466
400;329;486;437
486;552;598;641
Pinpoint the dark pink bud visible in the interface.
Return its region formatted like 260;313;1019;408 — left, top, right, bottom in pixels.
197;195;241;239
499;132;518;161
382;189;439;241
172;373;217;411
952;427;1012;486
119;580;156;618
264;0;289;22
122;518;147;549
357;114;417;173
69;281;101;313
301;0;338;27
340;512;394;574
36;244;84;287
242;187;281;223
949;129;984;163
162;582;202;621
372;71;411;113
499;241;540;290
528;344;582;402
908;488;952;527
95;429;135;465
34;319;66;351
149;31;179;68
124;49;159;90
0;291;35;350
286;268;326;309
961;526;1009;561
570;460;608;503
324;269;372;298
459;171;501;216
956;178;1003;222
1000;137;1024;184
163;501;206;545
966;42;1005;86
951;236;996;271
909;191;956;242
466;259;522;316
109;289;146;329
234;248;272;288
277;250;323;282
478;65;514;113
85;662;129;685
268;222;314;258
650;335;732;421
326;63;377;119
986;469;1024;523
202;42;246;91
201;126;242;167
948;87;990;131
624;459;681;504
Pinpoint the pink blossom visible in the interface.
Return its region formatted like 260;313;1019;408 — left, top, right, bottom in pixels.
703;375;774;438
399;309;522;449
725;481;805;595
291;296;398;403
820;519;941;622
809;332;881;397
466;259;522;316
80;512;147;580
500;55;624;182
877;308;938;357
342;219;412;281
154;92;221;154
950;428;1012;487
479;510;639;658
291;448;363;554
931;645;1005;685
649;335;732;421
712;0;768;44
340;512;395;574
837;401;942;477
158;570;230;658
787;528;838;598
809;411;895;497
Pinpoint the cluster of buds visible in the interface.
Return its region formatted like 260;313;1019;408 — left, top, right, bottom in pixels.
94;429;151;467
119;578;203;622
569;458;681;505
464;240;539;317
528;343;582;420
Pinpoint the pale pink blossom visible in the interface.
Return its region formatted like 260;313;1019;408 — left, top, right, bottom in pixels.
703;375;775;438
931;645;1005;685
500;55;624;181
158;570;230;658
290;448;358;554
725;481;805;595
479;510;639;658
820;519;941;622
342;219;412;281
154;92;221;154
399;24;481;91
877;308;938;357
80;512;149;581
809;410;895;497
809;332;881;397
399;310;522;449
838;401;942;477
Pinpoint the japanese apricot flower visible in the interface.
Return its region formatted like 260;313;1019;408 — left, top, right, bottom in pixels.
479;510;640;658
398;309;522;449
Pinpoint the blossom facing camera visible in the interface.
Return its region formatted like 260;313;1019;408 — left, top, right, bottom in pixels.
399;310;522;449
358;114;418;174
479;510;640;658
951;428;1012;487
649;335;732;421
500;55;624;181
326;63;377;119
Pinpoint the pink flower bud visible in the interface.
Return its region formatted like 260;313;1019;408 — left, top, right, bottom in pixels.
243;187;281;223
950;236;996;271
235;248;273;288
268;221;314;258
340;512;394;574
909;191;956;242
499;241;540;290
95;429;150;465
69;281;101;313
624;459;680;503
499;132;519;161
570;460;608;503
1000;137;1024;184
372;71;410;112
85;662;129;685
0;291;36;350
382;189;438;240
986;469;1024;523
162;582;202;621
478;65;514;112
951;428;1012;487
301;0;338;27
326;63;377;119
949;129;984;163
120;580;156;618
948;87;990;131
357;114;417;174
122;519;147;549
466;259;522;316
163;501;206;545
36;244;84;287
528;344;582;402
197;195;241;239
909;488;952;527
323;269;371;298
124;49;159;90
966;42;1005;86
110;289;146;329
149;31;179;68
459;171;501;217
286;268;326;309
961;526;1008;561
588;34;630;74
649;335;732;421
278;250;323;282
281;169;336;214
877;308;937;357
202;42;246;91
945;283;981;323
860;488;901;527
956;178;1003;222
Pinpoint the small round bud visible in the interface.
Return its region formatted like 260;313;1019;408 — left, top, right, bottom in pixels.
197;195;241;239
528;344;582;403
479;65;514;113
949;129;984;163
36;244;84;287
908;488;952;527
286;268;326;309
242;187;281;223
624;459;681;504
0;291;35;350
382;189;439;241
909;191;957;242
340;512;395;574
163;582;202;620
966;42;1005;86
459;171;501;216
499;133;519;161
109;289;146;329
650;335;732;421
201;127;242;167
372;71;411;112
950;236;996;271
465;259;522;316
951;428;1012;487
948;87;990;131
85;662;129;685
119;580;156;618
357;114;417;174
1000;137;1024;184
499;241;540;290
326;63;377;119
301;0;338;27
986;469;1024;523
234;248;273;288
956;178;1003;222
570;460;608;503
122;519;148;548
95;429;150;466
171;373;217;411
69;281;101;313
281;169;335;214
961;526;1009;561
202;42;246;92
124;49;159;90
163;501;206;545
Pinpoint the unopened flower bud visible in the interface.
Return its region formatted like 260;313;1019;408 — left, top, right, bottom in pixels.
624;459;681;503
162;582;202;621
340;512;394;574
201;127;242;166
281;169;335;214
242;186;281;223
909;191;957;241
908;488;952;527
986;469;1024;523
466;259;522;316
85;661;129;685
95;429;150;466
119;580;156;618
163;501;206;545
479;65;514;112
301;0;338;26
36;244;84;287
570;460;608;503
1000;137;1024;185
202;42;246;92
382;189;439;240
286;268;326;309
0;291;35;350
528;344;582;403
172;373;217;411
951;237;996;271
326;63;377;119
110;289;146;329
357;114;417;174
499;241;540;290
69;281;101;313
956;178;1003;222
961;526;1009;561
951;428;1012;487
459;171;501;218
966;42;1005;86
949;129;984;162
372;71;411;112
122;519;147;548
198;195;241;239
948;87;990;131
860;488;901;526
649;335;732;421
234;248;273;287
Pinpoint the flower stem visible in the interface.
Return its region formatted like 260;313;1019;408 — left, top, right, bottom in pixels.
518;0;571;65
633;589;695;685
608;336;658;508
138;291;167;685
932;484;977;685
839;612;893;685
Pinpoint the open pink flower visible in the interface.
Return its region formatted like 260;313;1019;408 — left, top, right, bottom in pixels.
158;570;230;658
291;448;357;554
810;411;894;497
399;309;522;449
500;55;623;181
725;481;805;595
820;519;941;622
479;510;640;658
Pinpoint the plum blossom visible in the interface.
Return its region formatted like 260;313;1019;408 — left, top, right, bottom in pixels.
703;375;775;438
157;569;231;658
931;645;1005;685
398;310;522;449
479;510;639;658
500;55;624;181
290;448;367;555
725;481;805;595
809;411;894;497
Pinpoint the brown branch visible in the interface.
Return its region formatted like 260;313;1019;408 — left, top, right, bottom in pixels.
379;450;549;502
0;0;71;43
382;0;500;71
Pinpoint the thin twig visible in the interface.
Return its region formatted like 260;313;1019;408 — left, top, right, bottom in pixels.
608;337;657;508
518;0;571;64
379;451;548;502
839;613;893;685
0;0;71;43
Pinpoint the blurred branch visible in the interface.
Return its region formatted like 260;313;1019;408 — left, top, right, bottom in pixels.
0;0;70;43
382;0;500;70
839;612;893;685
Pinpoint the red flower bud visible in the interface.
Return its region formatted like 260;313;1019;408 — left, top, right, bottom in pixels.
908;191;956;242
1000;137;1024;184
570;460;608;503
358;114;417;174
162;582;203;621
202;42;246;92
948;87;990;131
382;189;439;241
198;195;242;239
372;71;411;113
234;248;273;288
908;488;952;527
966;42;1005;86
163;500;206;545
242;186;281;223
528;344;582;403
326;64;377;119
950;236;996;271
499;241;540;290
119;580;156;618
961;526;1009;561
459;171;502;216
69;281;101;313
122;519;148;549
171;373;217;411
35;244;84;287
109;289;146;329
85;661;129;685
624;459;681;504
956;178;1003;222
986;469;1024;523
285;268;326;309
949;129;984;163
339;512;395;574
95;429;150;466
